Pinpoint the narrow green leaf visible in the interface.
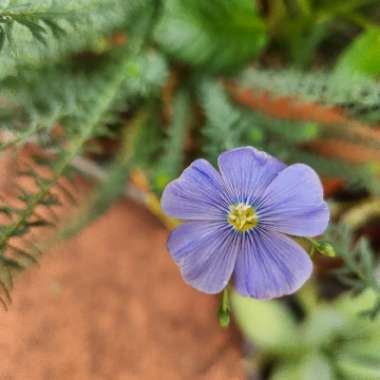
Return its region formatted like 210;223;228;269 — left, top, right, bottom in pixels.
28;220;54;228
15;18;48;45
0;259;13;291
335;27;380;78
0;26;5;51
42;18;66;39
10;246;39;267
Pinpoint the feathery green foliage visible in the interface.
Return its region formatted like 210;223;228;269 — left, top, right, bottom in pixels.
238;67;380;118
0;0;150;78
278;150;380;195
200;79;245;162
328;223;380;319
152;89;191;192
0;52;133;303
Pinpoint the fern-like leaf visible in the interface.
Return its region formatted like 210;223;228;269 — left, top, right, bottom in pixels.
237;67;380;120
0;0;151;79
0;52;133;306
328;223;380;318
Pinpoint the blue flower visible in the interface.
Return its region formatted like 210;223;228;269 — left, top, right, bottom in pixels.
161;147;330;299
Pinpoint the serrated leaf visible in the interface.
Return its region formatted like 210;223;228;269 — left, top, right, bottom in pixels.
154;0;267;72
231;291;300;353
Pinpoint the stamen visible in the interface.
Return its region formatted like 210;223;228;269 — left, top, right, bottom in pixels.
228;203;258;232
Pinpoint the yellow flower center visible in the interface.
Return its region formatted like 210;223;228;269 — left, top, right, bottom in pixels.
228;203;258;232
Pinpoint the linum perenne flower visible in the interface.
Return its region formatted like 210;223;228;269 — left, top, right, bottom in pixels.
161;147;329;299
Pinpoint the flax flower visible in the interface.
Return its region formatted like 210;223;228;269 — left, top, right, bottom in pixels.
161;147;329;299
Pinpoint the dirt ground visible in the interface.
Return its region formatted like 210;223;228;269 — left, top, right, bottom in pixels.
0;198;244;380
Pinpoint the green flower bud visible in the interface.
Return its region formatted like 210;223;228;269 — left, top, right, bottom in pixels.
316;241;336;257
218;308;230;328
218;287;230;328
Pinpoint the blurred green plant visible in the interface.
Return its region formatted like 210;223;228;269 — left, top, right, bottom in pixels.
154;0;267;72
267;0;380;67
0;0;150;79
335;27;380;78
327;223;380;318
232;288;380;380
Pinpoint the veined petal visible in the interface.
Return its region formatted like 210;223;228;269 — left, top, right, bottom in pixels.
258;164;329;237
167;222;238;294
233;230;312;300
161;159;230;221
217;146;286;204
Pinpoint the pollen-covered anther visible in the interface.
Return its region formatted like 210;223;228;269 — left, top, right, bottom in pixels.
228;203;258;232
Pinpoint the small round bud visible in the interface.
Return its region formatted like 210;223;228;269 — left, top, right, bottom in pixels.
218;308;230;328
316;241;336;257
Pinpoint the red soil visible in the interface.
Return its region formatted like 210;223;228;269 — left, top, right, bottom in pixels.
0;199;244;380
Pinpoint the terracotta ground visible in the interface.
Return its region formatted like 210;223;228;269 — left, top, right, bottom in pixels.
0;198;244;380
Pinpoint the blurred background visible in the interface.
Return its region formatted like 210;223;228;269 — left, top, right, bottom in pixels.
1;0;380;379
